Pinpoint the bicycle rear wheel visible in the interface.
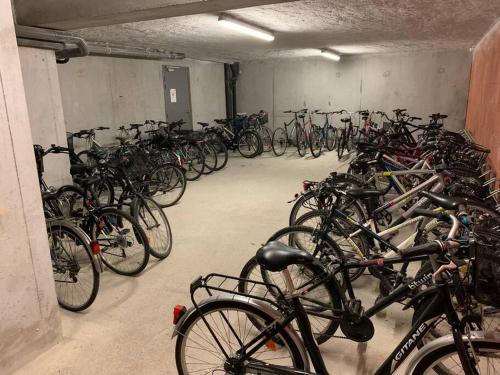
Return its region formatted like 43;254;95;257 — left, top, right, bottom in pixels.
175;299;306;375
47;220;99;311
91;208;149;276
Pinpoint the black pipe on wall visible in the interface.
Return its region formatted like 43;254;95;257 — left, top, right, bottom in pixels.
224;62;239;119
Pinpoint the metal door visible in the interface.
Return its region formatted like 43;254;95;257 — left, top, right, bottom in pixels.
162;66;193;130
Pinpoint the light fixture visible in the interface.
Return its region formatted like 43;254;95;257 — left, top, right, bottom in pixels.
218;15;274;42
321;49;341;61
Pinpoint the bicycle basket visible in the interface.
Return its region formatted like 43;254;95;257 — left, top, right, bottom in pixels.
472;218;500;308
258;110;269;124
114;147;152;179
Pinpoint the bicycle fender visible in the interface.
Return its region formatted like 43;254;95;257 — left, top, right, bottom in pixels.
171;293;310;372
404;331;500;375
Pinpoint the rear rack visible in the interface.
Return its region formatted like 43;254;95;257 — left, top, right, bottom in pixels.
190;273;286;309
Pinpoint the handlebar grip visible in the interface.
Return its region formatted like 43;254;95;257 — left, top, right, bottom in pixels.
399;241;442;258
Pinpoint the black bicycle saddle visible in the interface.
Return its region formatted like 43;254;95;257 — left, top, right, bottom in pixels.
256;241;314;272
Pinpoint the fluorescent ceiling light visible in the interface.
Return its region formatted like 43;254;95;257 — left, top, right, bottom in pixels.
218;16;274;42
321;49;341;61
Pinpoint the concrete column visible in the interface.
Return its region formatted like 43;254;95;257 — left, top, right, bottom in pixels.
0;0;62;373
19;47;72;187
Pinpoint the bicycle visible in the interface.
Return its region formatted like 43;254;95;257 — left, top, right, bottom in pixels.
308;110;323;158
271;109;308;156
317;111;337;152
173;212;500;375
204;116;262;159
336;110;358;159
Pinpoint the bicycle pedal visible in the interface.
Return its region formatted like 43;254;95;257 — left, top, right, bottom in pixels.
346;299;364;317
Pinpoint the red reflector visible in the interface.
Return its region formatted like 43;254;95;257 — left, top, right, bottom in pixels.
173;305;187;324
90;240;100;254
303;181;311;191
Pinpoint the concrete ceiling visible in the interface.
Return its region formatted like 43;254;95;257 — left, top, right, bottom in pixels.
15;0;500;62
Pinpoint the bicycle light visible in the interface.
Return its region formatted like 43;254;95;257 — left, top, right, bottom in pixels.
90;240;101;254
173;305;187;324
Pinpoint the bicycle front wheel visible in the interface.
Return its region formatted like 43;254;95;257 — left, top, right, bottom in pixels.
91;208;149;276
175;299;306;375
296;127;308;157
325;126;337;151
201;142;217;174
237;130;261;158
337;131;346;159
184;144;205;180
131;196;172;259
410;339;500;375
309;126;323;158
272;127;288;156
147;164;186;207
47;220;99;311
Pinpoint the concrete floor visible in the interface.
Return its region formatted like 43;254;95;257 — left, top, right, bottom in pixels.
14;150;415;375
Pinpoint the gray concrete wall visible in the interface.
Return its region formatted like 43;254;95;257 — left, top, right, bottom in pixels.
19;47;72;187
237;49;471;131
57;56;225;150
0;0;62;372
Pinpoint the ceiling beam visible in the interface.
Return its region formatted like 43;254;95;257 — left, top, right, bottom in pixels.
14;0;298;30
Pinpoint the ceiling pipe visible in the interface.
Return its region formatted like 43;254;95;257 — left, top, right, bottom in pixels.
15;25;185;61
15;25;89;61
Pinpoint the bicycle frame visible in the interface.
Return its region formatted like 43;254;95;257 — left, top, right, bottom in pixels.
195;256;471;375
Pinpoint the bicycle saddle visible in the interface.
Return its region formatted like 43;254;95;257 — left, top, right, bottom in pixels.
197;122;210;128
73;175;101;188
256;241;314;272
340;118;351;123
41;191;59;202
419;191;464;211
346;188;385;199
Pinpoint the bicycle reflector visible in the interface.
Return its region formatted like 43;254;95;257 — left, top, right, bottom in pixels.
303;181;312;191
90;240;100;254
173;305;187;324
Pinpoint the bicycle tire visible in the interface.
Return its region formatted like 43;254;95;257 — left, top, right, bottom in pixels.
258;126;273;152
272;127;288;156
239;253;343;345
207;138;228;170
184;143;205;180
237;130;261;158
201;142;217;174
131;196;172;259
91;208;149;276
309;126;323;158
410;340;500;375
175;299;307;375
325;126;337;151
337;131;346;159
47;220;99;311
296;126;308;157
147;163;186;208
294;210;368;281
